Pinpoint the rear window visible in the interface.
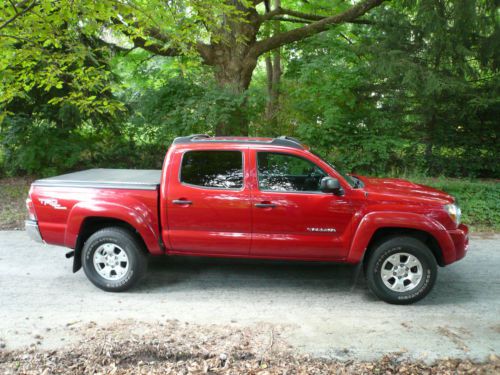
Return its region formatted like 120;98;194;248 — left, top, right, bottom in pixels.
180;151;243;189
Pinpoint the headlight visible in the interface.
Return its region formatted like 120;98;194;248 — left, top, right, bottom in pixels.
444;203;461;225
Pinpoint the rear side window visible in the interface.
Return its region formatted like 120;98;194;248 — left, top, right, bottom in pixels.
180;151;243;189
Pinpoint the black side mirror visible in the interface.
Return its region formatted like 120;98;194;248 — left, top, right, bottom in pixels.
320;177;342;194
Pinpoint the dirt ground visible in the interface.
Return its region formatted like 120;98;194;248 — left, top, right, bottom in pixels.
0;178;32;230
1;320;499;374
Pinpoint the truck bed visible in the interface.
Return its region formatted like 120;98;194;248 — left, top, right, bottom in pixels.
33;169;161;190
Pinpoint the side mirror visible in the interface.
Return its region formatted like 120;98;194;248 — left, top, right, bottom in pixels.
320;177;342;194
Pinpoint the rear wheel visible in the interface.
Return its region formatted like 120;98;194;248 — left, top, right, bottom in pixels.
365;236;437;304
82;227;148;292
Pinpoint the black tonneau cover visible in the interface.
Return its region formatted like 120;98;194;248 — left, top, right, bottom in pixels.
33;169;161;190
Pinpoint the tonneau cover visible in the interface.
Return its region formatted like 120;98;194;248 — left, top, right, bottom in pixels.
33;169;161;190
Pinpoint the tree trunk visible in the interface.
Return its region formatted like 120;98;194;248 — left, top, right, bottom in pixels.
212;55;257;136
265;0;282;131
210;4;260;136
265;49;281;131
424;113;436;174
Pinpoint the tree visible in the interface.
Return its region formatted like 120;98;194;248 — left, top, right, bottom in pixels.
0;0;385;135
279;0;499;177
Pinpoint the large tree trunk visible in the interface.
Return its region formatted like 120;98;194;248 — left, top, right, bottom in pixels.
212;54;257;136
210;4;260;136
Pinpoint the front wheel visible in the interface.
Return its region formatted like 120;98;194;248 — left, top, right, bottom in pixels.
365;236;437;304
82;227;148;292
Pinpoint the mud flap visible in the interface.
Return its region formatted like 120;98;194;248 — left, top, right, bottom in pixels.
350;252;366;291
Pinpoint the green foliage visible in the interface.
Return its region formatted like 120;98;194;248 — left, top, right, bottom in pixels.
127;74;261;141
278;31;408;175
0;0;498;180
271;0;499;178
0;0;248;120
1;115;86;176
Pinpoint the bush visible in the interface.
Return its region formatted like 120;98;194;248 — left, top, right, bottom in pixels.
0;116;86;177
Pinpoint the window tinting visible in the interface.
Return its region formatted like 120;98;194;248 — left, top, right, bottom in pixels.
181;151;243;189
257;152;326;192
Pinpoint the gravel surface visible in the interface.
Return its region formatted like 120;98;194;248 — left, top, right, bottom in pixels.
0;230;499;364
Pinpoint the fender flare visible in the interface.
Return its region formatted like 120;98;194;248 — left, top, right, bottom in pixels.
64;200;162;255
346;211;456;264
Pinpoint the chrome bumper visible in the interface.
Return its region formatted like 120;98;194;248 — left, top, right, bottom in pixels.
25;220;43;243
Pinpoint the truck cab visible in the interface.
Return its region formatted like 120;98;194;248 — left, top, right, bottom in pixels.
26;135;469;304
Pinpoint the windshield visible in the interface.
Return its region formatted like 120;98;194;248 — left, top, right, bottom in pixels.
310;151;358;188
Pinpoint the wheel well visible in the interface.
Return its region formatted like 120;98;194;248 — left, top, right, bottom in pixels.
363;227;444;267
72;217;148;273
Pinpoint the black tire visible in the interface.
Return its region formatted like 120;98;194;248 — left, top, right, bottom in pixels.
82;227;148;292
365;236;437;304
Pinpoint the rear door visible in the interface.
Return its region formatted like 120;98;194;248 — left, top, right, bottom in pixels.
166;147;252;255
250;150;354;260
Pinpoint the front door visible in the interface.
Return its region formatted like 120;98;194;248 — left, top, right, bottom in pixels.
250;150;354;260
166;148;251;255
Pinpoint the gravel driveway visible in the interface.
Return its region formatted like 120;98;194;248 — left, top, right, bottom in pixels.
0;230;499;362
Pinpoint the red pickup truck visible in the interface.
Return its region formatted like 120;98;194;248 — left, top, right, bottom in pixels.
25;135;469;304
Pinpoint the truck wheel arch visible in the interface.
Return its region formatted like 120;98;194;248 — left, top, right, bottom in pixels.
65;200;162;252
361;227;444;267
72;217;150;273
347;212;451;267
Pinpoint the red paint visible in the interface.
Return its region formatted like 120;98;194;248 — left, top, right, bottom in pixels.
29;138;469;266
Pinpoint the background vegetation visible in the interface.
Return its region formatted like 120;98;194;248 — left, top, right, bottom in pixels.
0;0;498;178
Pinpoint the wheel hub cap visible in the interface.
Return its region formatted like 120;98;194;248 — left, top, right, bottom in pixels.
381;252;423;292
93;243;129;281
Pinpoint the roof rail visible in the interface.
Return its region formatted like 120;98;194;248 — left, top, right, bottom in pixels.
172;134;306;150
271;136;304;149
172;134;210;144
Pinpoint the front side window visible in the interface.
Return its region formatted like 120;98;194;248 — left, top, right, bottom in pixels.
181;151;243;189
257;152;326;192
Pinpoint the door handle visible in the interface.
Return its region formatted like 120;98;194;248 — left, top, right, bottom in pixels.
255;203;276;208
172;199;192;205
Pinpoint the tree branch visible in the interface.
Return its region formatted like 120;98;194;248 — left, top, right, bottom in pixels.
97;38;134;54
131;35;179;56
275;7;325;21
110;18;214;64
110;18;179;57
272;16;311;24
251;0;385;57
0;0;38;31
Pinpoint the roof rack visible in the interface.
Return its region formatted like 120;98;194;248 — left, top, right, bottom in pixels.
172;134;305;150
271;136;304;149
172;134;211;144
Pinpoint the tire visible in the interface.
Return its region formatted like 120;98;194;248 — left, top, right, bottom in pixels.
365;236;437;304
82;227;148;292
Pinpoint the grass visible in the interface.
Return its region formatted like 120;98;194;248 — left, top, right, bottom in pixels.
0;177;32;230
0;176;498;232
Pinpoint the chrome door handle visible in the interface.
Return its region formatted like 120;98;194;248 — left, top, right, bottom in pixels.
172;199;192;205
255;203;276;208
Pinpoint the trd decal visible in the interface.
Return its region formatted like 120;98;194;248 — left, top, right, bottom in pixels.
39;198;67;210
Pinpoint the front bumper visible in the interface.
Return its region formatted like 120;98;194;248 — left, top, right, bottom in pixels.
25;220;44;243
448;223;469;262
